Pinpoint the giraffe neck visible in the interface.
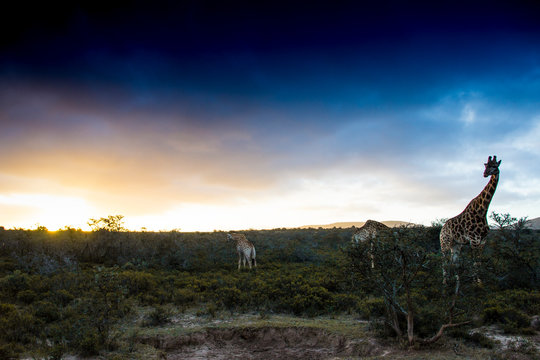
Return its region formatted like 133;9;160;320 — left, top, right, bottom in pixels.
465;173;499;217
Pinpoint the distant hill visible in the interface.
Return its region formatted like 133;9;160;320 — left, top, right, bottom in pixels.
298;220;414;229
525;217;540;230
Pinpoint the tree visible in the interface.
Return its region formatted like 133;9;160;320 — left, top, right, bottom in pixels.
487;212;539;288
348;225;471;346
87;215;126;232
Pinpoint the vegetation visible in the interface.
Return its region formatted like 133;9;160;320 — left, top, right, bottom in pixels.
0;213;538;358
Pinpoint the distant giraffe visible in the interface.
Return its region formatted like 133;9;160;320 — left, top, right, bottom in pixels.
352;220;390;268
440;155;501;284
227;233;257;270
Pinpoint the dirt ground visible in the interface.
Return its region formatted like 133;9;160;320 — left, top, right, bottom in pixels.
135;324;540;360
138;326;382;359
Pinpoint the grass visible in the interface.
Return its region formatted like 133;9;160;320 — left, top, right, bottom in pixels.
128;306;370;338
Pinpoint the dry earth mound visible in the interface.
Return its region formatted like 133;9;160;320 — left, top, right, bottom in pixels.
138;326;382;359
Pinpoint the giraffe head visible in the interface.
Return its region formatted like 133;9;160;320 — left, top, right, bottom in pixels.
226;233;233;241
483;155;501;177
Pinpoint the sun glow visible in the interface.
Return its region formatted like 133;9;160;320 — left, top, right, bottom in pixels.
0;193;95;230
0;169;449;232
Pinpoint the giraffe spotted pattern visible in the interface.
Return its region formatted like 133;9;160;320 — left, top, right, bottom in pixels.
440;155;501;283
227;233;257;270
352;220;389;268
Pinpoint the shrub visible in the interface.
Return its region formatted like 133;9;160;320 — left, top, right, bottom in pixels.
357;297;385;319
77;329;101;356
33;300;60;323
46;343;67;360
17;289;37;304
449;328;496;349
483;305;530;334
196;302;217;318
215;286;246;311
0;303;37;343
286;285;332;316
173;288;198;306
52;289;75;307
0;271;30;296
486;289;540;315
119;270;156;296
482;289;539;334
332;293;360;313
143;305;171;327
0;342;24;359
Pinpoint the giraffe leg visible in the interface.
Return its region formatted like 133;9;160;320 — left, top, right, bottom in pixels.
472;245;483;285
441;248;452;285
370;240;375;269
238;253;242;270
442;245;461;286
442;260;448;285
442;252;451;285
451;245;462;289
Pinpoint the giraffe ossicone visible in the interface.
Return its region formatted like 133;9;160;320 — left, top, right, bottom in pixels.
440;155;501;284
227;233;257;270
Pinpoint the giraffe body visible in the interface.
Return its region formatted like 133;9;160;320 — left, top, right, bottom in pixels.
227;233;256;270
352;220;389;268
440;155;501;283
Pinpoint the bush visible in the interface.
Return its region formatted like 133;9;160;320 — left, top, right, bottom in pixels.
483;306;530;334
332;293;360;313
215;286;246;311
119;270;156;296
486;289;540;315
197;302;218;318
143;305;171;327
357;297;385;319
77;329;101;356
46;343;67;360
0;271;30;296
0;342;25;359
482;289;539;334
0;303;38;343
287;285;332;316
17;289;37;304
33;300;60;323
449;328;496;349
173;288;198;306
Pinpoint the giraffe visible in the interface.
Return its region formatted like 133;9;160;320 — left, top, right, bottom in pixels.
352;220;390;268
227;233;257;270
440;155;501;284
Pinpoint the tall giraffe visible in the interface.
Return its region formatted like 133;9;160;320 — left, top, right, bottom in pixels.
352;220;390;268
440;155;501;283
227;233;257;270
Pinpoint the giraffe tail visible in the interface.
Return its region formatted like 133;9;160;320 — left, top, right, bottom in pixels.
251;247;256;267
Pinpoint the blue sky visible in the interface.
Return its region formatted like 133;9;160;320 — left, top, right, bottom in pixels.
1;1;539;230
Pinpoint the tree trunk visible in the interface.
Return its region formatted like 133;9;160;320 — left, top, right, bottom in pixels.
407;311;414;345
386;303;402;337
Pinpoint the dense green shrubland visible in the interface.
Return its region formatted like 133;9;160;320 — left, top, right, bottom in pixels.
0;215;538;357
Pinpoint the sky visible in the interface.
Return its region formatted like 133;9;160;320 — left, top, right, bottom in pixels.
1;1;539;231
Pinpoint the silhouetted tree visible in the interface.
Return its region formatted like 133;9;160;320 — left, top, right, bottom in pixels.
88;215;126;232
